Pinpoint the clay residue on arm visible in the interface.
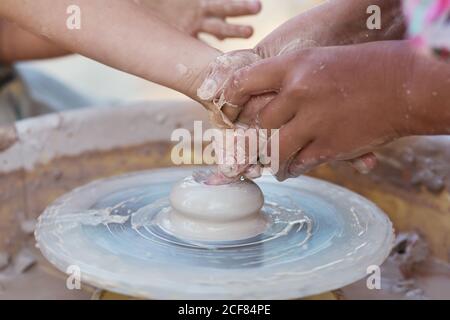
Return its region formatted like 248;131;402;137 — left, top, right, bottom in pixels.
0;0;222;101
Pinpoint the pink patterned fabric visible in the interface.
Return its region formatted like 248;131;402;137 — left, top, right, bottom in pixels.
404;0;450;59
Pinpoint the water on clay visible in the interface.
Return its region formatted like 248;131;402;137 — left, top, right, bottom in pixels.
35;167;394;299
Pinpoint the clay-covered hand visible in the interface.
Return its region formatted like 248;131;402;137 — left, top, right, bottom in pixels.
218;0;405;123
195;45;376;179
224;41;418;180
143;0;261;40
197;50;262;128
195;50;269;182
196;0;405;177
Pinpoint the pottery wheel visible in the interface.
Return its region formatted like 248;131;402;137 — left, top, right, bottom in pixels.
35;167;394;299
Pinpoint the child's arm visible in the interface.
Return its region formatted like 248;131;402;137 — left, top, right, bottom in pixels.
200;0;406;124
0;19;68;63
0;0;261;64
0;0;221;102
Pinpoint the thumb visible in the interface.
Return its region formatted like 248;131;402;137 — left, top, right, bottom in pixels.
223;56;288;107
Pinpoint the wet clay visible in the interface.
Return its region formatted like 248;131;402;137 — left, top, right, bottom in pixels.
159;176;268;241
197;51;262;128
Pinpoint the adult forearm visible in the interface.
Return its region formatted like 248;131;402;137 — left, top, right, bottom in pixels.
406;50;450;136
255;0;405;57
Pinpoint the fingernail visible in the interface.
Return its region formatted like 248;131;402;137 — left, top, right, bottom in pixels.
288;158;319;177
197;78;218;101
288;165;307;178
246;0;262;12
277;163;297;181
240;26;253;37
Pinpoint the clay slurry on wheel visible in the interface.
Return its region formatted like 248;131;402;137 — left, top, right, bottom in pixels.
35;167;394;299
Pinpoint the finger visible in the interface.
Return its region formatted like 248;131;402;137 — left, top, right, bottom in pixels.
221;104;242;124
270;115;314;180
243;164;263;180
224;57;288;107
289;148;378;178
203;0;262;17
238;93;276;124
222;92;275;125
347;153;378;174
201;18;253;40
287;142;332;178
258;93;298;130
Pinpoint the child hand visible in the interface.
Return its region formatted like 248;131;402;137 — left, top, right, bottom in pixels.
196;50;262;128
144;0;261;40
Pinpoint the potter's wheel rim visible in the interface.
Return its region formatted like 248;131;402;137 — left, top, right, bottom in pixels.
35;166;395;300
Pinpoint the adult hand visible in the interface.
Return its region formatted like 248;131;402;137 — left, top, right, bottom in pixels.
224;41;416;180
196;0;406;178
218;0;405;123
196;46;378;179
0;19;68;63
